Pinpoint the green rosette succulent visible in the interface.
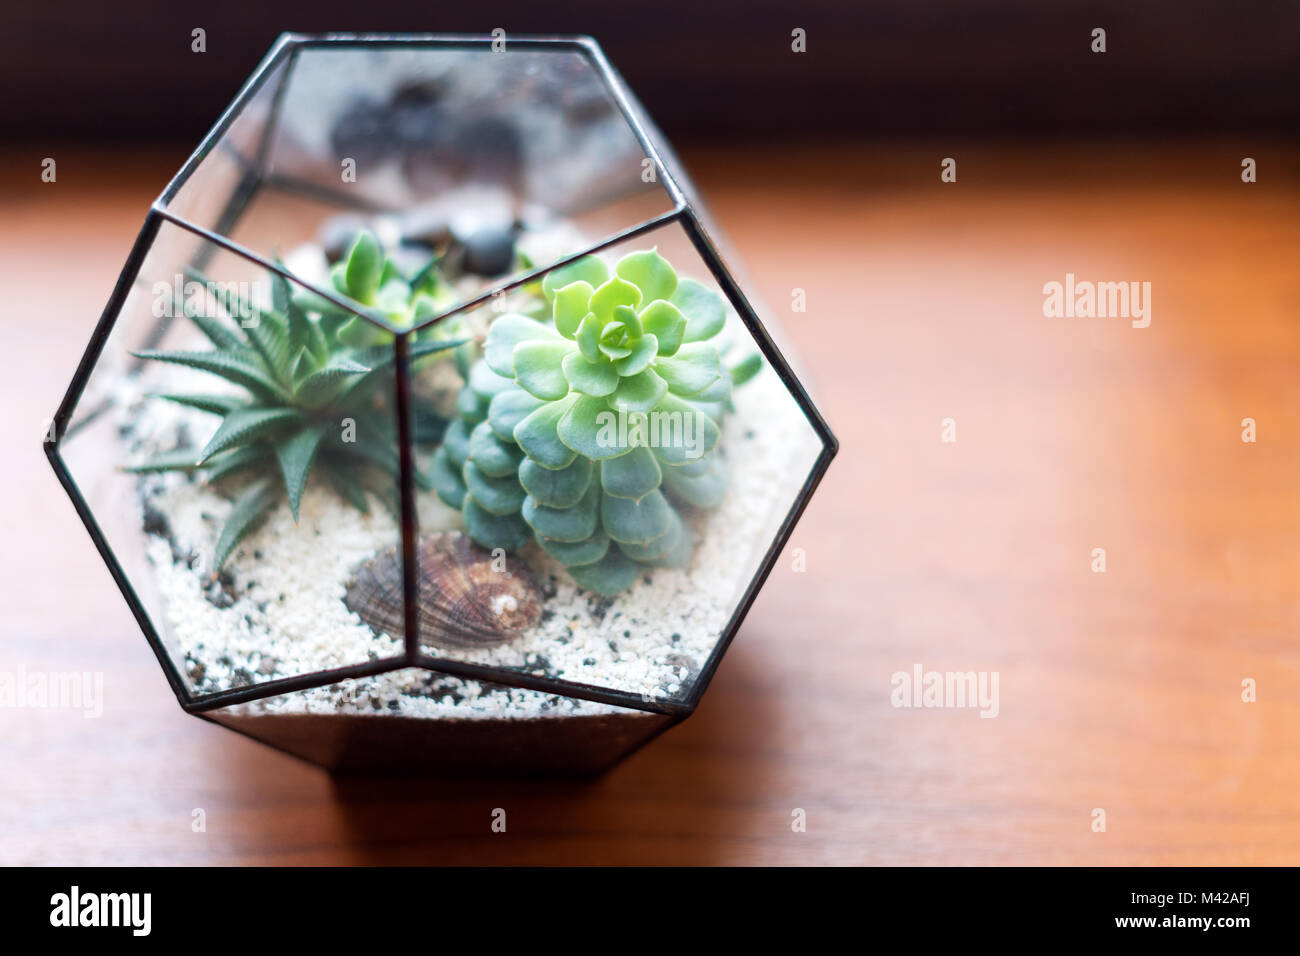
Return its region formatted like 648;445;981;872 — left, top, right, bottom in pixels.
432;248;761;595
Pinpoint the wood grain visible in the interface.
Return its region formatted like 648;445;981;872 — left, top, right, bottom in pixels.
2;144;1298;865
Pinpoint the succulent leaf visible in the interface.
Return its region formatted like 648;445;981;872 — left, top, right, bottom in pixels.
276;423;328;520
671;278;726;343
514;340;575;400
567;548;640;595
343;232;384;303
463;461;527;515
557;395;634;462
607;368;667;415
484;314;559;377
513;394;579;469
615;248;678;305
552;282;594;336
589;276;642;324
518;456;592;509
467;420;523;478
149;392;247;416
199;407;301;463
541;256;608;300
131;349;290;403
561;352;619;397
537;530;610;567
212;477;279;572
655;342;723;396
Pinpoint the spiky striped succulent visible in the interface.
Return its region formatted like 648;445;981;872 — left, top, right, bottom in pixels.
431;248;760;595
128;233;462;571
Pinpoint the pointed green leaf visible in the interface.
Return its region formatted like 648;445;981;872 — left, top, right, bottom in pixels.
276;424;327;520
245;310;294;384
344;231;383;302
204;444;273;484
199;407;301;462
186;311;247;352
123;448;205;473
149;392;247;416
212;477;280;572
132;349;290;402
293;357;371;407
690;374;733;404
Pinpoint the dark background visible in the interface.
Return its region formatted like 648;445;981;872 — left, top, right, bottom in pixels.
5;0;1298;145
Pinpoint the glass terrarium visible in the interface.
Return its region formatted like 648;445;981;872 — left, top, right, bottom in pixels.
45;33;837;774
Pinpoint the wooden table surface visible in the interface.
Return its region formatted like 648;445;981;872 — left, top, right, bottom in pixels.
3;144;1298;865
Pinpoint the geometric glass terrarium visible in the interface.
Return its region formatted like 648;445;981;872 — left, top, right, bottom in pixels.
45;33;837;774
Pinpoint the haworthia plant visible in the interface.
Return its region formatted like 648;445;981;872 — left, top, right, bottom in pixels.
128;232;463;571
432;248;761;595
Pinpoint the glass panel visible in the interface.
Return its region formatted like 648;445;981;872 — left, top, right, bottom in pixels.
165;52;292;234
404;220;824;705
166;40;676;321
57;218;407;698
204;667;672;773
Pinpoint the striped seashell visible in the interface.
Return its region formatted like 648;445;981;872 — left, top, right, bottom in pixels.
344;531;542;649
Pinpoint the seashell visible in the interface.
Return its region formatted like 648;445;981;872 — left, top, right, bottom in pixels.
344;531;542;649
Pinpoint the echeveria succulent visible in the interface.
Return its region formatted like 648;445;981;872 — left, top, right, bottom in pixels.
128;233;462;571
432;248;760;595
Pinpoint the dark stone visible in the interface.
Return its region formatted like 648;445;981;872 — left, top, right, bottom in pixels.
460;226;516;277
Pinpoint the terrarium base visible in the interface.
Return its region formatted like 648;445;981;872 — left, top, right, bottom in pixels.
201;708;677;776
